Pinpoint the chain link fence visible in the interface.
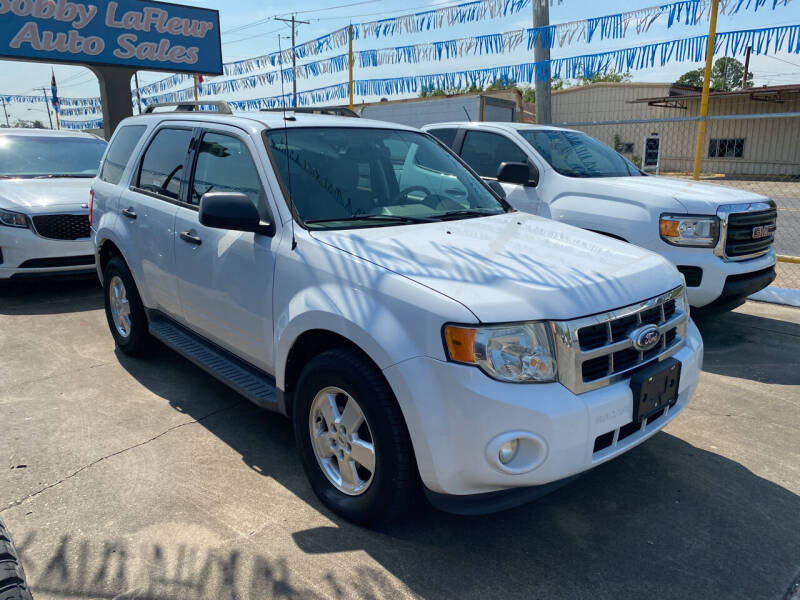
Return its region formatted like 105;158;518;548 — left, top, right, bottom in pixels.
549;83;800;290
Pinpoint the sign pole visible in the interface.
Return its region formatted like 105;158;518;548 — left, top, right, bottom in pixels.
42;87;53;129
348;24;354;110
1;97;9;127
193;75;199;102
134;71;143;114
692;0;719;181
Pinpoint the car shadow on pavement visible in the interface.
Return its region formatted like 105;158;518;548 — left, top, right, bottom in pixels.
0;276;102;315
109;345;800;600
694;308;800;385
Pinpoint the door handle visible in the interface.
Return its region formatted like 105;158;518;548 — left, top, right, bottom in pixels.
180;231;202;246
121;207;137;219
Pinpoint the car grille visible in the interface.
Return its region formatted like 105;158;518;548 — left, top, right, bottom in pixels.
719;203;776;260
31;214;90;240
553;286;688;395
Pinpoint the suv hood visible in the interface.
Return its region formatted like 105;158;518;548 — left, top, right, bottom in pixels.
312;213;681;323
0;178;93;212
588;175;768;214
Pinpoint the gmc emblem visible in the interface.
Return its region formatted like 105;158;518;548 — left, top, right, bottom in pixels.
752;225;774;239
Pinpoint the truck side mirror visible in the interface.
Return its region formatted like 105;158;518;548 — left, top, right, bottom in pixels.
485;179;506;199
496;162;531;186
528;162;540;187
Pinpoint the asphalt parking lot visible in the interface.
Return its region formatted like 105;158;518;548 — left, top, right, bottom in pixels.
1;278;798;600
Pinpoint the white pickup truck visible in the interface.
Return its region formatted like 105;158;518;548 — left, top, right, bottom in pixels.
423;122;777;311
92;106;703;524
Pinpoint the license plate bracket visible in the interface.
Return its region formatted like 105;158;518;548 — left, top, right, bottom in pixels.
630;358;681;423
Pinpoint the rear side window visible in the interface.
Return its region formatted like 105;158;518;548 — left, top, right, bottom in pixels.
100;125;146;184
137;128;193;200
460;130;528;178
190;132;265;208
427;128;459;149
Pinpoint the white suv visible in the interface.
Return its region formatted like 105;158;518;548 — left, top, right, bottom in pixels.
423;123;777;311
0;129;106;279
92;105;703;523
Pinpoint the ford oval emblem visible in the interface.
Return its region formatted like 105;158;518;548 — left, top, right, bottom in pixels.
630;325;661;352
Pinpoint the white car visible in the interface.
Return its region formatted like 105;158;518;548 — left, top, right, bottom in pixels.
422;122;777;311
92;105;703;523
0;129;106;279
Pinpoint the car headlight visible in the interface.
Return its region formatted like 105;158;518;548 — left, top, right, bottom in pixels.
660;214;718;247
0;207;28;228
444;322;557;383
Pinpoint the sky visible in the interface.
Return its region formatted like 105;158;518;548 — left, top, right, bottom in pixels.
0;0;798;127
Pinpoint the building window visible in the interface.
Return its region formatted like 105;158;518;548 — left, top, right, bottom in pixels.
709;138;744;159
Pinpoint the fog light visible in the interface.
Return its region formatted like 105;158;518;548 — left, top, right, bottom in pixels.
498;439;519;465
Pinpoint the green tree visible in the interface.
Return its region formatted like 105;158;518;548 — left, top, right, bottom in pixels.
675;58;753;91
575;71;632;86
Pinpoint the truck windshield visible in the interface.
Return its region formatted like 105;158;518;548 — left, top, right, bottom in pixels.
519;129;642;178
265;127;506;229
0;135;107;178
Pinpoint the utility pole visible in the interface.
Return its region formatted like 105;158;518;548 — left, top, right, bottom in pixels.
42;87;53;129
533;0;551;124
692;0;719;180
742;45;752;89
134;71;142;114
1;97;9;127
348;24;354;110
275;14;310;107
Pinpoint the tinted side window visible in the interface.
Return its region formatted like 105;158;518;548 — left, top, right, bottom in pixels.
137;128;193;200
191;132;265;208
100;125;146;184
427;128;459;149
460;131;528;178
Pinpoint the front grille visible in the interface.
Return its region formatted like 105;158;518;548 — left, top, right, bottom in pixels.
593;405;670;456
724;207;776;259
554;287;688;395
31;214;90;240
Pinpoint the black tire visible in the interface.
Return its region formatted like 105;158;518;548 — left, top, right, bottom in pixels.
0;517;32;600
103;256;154;356
293;349;418;525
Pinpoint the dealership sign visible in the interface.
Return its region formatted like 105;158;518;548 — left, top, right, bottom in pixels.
0;0;222;74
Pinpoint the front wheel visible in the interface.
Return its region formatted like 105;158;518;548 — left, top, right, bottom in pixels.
293;349;418;525
0;517;33;600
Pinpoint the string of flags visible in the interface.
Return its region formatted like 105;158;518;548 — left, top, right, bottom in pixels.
128;23;800;118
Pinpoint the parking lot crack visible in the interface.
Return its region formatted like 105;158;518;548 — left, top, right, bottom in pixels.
0;400;242;513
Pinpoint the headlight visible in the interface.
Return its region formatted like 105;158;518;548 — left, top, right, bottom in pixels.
0;207;28;228
444;322;557;383
660;214;718;247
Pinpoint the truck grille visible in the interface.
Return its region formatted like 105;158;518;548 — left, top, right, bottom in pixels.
718;202;776;261
725;207;776;258
553;287;688;395
31;214;90;240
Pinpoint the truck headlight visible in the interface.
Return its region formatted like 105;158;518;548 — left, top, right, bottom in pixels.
444;322;557;383
0;207;28;228
660;215;718;247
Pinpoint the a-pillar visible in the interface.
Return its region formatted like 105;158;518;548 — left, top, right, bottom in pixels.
89;65;136;140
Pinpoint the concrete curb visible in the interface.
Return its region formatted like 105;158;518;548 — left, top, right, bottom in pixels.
750;286;800;308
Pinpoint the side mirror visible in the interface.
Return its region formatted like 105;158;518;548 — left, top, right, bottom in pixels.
199;192;275;236
528;162;540;187
496;162;531;186
485;179;506;199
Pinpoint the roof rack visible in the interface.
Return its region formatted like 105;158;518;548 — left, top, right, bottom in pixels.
260;106;359;118
144;101;233;114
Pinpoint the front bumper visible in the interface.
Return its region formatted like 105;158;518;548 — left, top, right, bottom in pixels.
0;225;95;279
658;246;776;308
383;319;703;502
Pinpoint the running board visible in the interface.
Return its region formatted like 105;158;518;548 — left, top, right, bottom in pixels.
149;317;278;409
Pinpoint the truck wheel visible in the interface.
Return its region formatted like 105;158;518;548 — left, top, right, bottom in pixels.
293;349;418;525
103;256;153;356
0;517;33;600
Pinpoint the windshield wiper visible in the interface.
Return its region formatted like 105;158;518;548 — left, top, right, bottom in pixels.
429;209;502;221
32;174;94;179
306;214;436;225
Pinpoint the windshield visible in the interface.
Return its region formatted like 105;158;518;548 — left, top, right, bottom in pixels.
265;127;506;229
0;135;107;178
519;129;642;178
